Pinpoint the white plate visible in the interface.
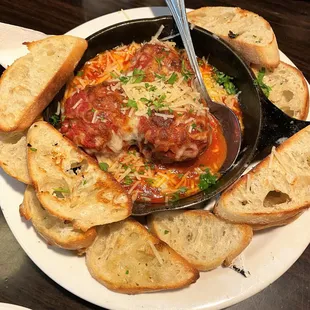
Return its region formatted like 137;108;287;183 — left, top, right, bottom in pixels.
0;303;31;310
1;6;310;310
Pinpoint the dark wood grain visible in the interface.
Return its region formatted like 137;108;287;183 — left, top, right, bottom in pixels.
0;1;309;309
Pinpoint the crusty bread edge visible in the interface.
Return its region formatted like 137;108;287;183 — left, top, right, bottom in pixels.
251;211;304;231
19;185;97;250
86;218;199;294
0;36;87;132
187;7;280;68
0;161;31;184
251;61;309;120
26;121;132;229
214;126;310;225
148;210;253;271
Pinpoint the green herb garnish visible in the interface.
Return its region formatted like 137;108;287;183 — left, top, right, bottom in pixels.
147;107;152;116
171;186;188;201
76;71;83;77
146;178;155;185
198;169;217;190
53;187;70;194
254;67;272;98
110;72;118;78
164;230;169;234
213;68;238;95
29;147;37;152
181;60;193;81
125;270;129;274
124;175;133;185
127;99;138;110
49;114;60;127
177;173;184;179
167;72;178;84
99;162;109;172
155;73;166;81
155;56;164;67
132;68;145;83
119;76;130;84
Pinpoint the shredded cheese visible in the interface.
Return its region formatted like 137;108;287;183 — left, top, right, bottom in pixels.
72;98;83;110
147;241;163;265
152;25;165;41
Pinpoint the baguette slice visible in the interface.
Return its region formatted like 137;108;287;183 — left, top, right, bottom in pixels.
252;62;309;120
0;35;87;132
214;126;310;226
148;210;252;271
20;185;96;250
187;7;280;68
86;218;199;294
251;211;303;231
27;121;132;231
0;130;31;184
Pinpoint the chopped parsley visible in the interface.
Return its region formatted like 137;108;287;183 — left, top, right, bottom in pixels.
91;108;96;113
49;114;60;127
213;68;238;95
99;162;109;172
125;270;129;275
167;72;178;84
191;123;197;129
110;72;118;78
148;85;157;92
181;60;193;81
177;173;184;179
53;187;70;194
198;169;217;190
76;71;84;77
228;30;239;39
147;107;152;116
119;76;130;84
254;67;272;98
171;186;188;201
155;73;166;80
82;179;87;185
164;230;169;234
155;56;164;67
29;147;37;152
146;178;155;185
132;68;145;83
127;99;138;110
124;175;133;185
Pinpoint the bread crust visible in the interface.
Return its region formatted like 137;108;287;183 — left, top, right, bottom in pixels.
20;185;96;250
214;126;310;226
252;61;309;120
27;121;132;231
148;210;253;271
86;218;199;294
187;7;280;68
0;35;87;132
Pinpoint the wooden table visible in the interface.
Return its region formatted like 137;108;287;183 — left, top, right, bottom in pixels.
0;1;309;309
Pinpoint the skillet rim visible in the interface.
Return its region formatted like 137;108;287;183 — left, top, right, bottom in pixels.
76;15;263;215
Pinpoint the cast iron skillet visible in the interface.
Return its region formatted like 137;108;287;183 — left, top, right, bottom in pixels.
45;16;309;215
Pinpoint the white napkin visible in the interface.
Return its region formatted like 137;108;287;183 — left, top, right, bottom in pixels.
0;22;48;68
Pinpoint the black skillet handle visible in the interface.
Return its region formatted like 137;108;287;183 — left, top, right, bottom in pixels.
254;97;310;160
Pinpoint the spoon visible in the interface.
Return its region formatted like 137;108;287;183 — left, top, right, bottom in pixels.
166;0;242;173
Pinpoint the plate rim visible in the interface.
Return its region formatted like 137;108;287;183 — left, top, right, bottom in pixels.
1;6;310;310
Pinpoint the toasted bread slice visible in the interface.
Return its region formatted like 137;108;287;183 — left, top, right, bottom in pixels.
20;185;96;250
148;210;252;271
214;126;310;226
251;211;303;231
0;130;31;184
0;35;87;132
251;62;309;120
187;7;280;68
86;218;199;294
27;121;132;231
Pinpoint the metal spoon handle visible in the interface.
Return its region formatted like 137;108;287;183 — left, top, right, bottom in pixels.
165;0;212;105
